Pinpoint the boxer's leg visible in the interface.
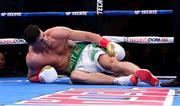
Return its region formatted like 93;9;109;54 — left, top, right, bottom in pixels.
98;54;159;86
98;54;140;75
70;70;138;85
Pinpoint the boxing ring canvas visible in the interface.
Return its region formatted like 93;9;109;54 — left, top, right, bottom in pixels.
0;77;180;106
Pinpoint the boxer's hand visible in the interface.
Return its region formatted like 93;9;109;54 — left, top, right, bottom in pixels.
37;65;58;83
106;42;126;60
99;38;125;60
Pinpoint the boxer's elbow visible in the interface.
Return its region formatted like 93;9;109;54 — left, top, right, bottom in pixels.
27;74;39;83
27;76;34;82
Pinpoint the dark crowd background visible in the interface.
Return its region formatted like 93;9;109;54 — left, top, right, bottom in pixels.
0;0;174;77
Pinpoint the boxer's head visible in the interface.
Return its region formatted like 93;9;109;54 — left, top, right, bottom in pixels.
24;25;49;47
24;24;41;44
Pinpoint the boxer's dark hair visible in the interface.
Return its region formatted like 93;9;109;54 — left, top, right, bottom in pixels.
24;25;40;44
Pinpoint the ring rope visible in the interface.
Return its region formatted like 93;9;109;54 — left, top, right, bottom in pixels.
0;36;174;45
103;36;174;44
0;10;173;17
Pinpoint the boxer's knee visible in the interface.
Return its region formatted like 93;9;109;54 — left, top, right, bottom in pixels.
70;70;89;83
98;54;117;70
106;57;120;71
110;59;122;73
70;71;79;80
106;58;129;75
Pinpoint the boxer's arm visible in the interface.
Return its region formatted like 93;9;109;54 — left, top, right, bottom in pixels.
27;65;58;83
71;29;126;60
69;29;102;43
27;67;41;83
52;26;102;43
26;53;42;83
28;74;39;83
53;27;125;59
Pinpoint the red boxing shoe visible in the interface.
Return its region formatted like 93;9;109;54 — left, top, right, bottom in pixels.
135;69;159;86
130;74;138;86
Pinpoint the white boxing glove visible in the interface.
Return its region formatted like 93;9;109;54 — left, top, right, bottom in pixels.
106;42;126;60
39;65;58;83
